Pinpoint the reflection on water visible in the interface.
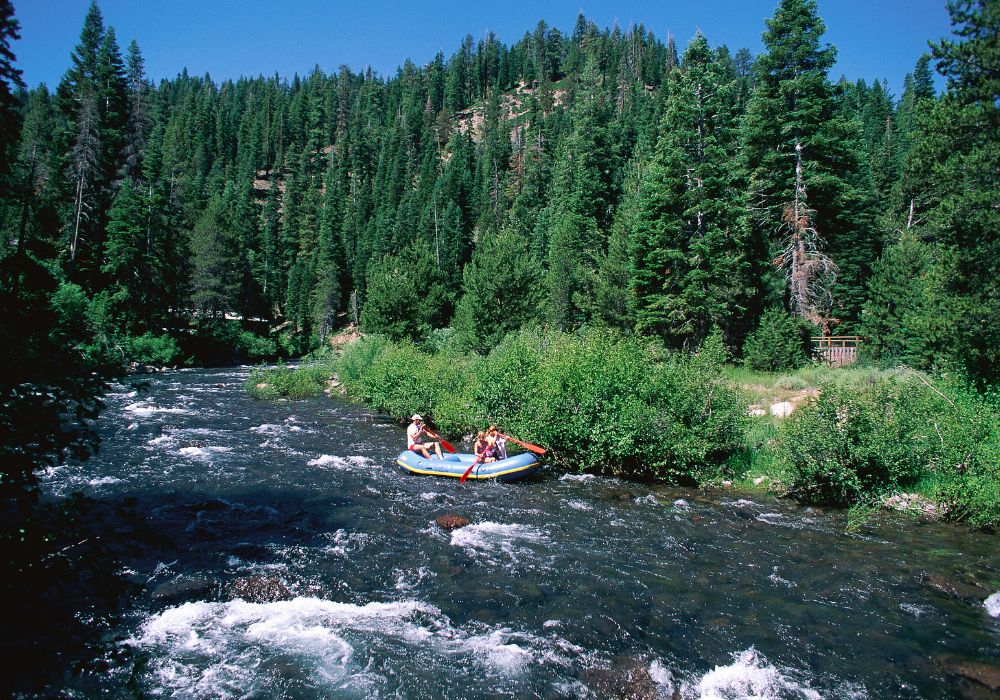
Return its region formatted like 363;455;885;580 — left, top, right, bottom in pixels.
35;367;1000;699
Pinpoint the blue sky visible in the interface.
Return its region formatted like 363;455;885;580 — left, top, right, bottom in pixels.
12;0;951;98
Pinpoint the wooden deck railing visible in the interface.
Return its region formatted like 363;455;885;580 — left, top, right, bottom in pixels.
811;336;862;367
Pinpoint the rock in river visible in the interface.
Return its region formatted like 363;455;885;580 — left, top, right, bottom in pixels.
436;514;470;530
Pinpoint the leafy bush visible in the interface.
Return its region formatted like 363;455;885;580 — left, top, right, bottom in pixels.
237;331;278;362
775;375;809;391
784;373;999;527
245;362;334;399
125;333;181;366
332;329;747;483
742;307;811;372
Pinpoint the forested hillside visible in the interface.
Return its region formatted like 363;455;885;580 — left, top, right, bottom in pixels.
1;0;996;379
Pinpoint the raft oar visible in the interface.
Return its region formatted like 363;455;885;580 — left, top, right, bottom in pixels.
459;451;486;484
422;426;456;453
498;432;547;455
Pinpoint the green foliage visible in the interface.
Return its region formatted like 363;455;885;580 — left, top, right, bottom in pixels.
452;228;544;354
334;329;747;483
123;332;180;366
245;361;334;400
784;373;999;526
742;307;811;372
360;240;453;341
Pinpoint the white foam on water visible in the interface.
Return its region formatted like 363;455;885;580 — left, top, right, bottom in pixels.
985;592;1000;618
688;647;821;700
634;495;658;505
723;499;759;507
129;596;583;696
324;529;373;558
564;499;592;511
542;619;562;629
450;522;549;565
124;401;193;417
559;473;596;482
178;446;232;460
673;499;691;510
649;659;676;696
127;598;433;697
149;434;174;446
249;423;283;435
900;602;931;618
393;566;435;591
420;491;447;501
307;455;375;469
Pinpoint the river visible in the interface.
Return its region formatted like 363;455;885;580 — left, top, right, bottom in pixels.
29;366;1000;698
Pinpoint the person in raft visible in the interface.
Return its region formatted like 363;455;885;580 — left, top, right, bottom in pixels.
474;431;497;463
407;414;443;460
487;425;507;460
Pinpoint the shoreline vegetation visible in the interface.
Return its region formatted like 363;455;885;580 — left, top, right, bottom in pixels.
247;330;999;530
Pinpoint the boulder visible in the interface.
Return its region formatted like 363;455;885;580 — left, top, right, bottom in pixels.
769;401;795;418
227;575;293;603
436;514;470;531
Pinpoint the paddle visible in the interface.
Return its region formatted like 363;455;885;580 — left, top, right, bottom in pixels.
421;426;456;453
497;432;547;455
459;450;486;484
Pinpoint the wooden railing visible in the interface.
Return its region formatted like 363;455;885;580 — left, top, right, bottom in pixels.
811;336;862;367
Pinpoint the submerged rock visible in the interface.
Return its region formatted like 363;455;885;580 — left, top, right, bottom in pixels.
923;574;990;603
149;575;216;603
579;656;669;700
936;655;1000;694
227;575;292;603
436;514;470;530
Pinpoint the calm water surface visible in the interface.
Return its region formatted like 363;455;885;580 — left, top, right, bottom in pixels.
37;367;1000;698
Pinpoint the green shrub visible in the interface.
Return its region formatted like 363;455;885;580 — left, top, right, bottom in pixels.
775;375;809;391
743;307;811;372
332;329;747;483
125;333;181;366
245;362;334;399
784;373;999;526
237;331;278;362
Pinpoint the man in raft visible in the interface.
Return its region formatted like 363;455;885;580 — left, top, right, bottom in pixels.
407;414;443;460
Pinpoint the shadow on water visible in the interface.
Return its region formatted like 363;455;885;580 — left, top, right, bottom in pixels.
4;366;997;699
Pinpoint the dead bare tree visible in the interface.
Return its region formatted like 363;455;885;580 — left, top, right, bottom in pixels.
772;141;838;329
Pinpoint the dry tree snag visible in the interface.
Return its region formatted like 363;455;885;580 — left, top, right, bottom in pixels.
772;141;837;327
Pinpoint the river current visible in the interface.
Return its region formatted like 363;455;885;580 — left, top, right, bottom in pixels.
34;366;1000;699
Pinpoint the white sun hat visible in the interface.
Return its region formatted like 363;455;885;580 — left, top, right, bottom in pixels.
411;414;423;421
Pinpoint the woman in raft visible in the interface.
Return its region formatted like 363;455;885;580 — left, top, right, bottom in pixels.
473;431;497;463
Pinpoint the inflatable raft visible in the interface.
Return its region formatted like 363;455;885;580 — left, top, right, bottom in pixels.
396;451;540;482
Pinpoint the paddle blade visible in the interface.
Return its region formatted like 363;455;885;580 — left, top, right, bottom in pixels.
500;433;547;455
459;455;483;484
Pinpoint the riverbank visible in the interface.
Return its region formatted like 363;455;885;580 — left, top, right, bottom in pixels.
246;331;1000;529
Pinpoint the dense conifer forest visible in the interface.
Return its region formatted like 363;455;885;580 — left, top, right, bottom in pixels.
0;0;997;506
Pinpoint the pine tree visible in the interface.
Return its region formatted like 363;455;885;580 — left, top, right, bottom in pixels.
360;239;451;340
189;195;236;318
452;228;543;354
631;33;751;346
0;0;23;192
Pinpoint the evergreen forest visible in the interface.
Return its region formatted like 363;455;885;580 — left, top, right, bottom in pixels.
1;0;997;506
